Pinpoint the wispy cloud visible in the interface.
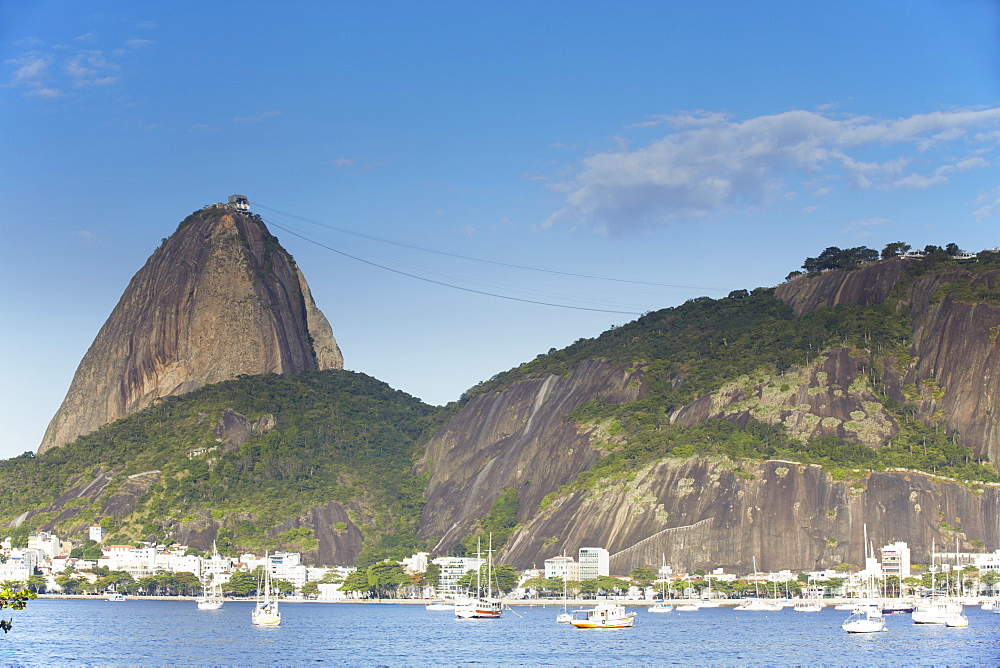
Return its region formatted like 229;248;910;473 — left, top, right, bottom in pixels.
841;217;891;239
546;108;1000;233
4;31;152;99
233;110;283;123
974;186;1000;222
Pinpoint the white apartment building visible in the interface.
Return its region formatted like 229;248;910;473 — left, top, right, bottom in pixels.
89;525;107;543
97;544;158;577
578;547;609;580
880;542;911;578
973;550;1000;573
543;555;580;581
0;549;38;581
27;532;60;560
432;556;483;596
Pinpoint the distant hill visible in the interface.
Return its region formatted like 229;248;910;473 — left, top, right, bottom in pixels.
3;370;440;567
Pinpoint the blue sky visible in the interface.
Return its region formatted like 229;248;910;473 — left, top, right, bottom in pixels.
2;0;999;460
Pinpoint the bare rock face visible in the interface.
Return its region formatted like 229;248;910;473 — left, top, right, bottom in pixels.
776;259;907;316
502;457;1000;572
775;261;1000;464
417;360;645;553
38;204;343;454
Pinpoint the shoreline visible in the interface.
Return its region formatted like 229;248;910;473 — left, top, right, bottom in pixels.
35;594;931;607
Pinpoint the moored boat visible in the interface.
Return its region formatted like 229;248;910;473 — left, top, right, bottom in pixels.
197;574;224;611
570;602;637;629
425;599;454;611
842;605;886;633
945;611;969;627
455;535;503;620
251;554;281;626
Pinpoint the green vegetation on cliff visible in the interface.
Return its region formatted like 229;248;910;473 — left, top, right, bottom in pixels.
0;370;442;562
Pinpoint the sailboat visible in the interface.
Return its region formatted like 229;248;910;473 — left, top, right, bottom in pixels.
197;574;224;610
455;535;503;619
556;574;572;623
841;525;885;633
794;576;823;612
912;539;962;624
251;554;281;626
735;556;781;611
648;576;673;613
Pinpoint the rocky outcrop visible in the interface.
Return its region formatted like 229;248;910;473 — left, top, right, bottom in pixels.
672;347;897;448
417;360;645;553
775;259;907;316
39;204;342;453
775;261;1000;464
501;456;1000;572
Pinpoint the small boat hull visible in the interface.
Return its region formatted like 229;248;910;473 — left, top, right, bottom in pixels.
570;604;636;629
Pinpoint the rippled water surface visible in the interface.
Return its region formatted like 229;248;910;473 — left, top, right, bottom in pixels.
4;600;1000;665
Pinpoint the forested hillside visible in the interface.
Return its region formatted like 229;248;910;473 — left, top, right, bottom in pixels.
1;371;443;566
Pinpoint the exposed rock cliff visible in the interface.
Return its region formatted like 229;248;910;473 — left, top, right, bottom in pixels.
38;204;342;453
418;360;644;552
777;261;1000;464
421;259;1000;573
502;456;1000;572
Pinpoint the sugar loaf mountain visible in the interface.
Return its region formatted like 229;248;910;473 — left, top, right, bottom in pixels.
4;200;1000;576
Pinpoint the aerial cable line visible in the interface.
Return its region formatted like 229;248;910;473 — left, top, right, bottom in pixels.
266;218;650;310
254;201;724;292
265;219;644;315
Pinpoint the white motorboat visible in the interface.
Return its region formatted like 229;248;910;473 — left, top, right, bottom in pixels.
674;601;700;611
106;592;125;602
570;602;636;628
945;611;969;627
842;605;886;633
794;599;823;612
648;601;674;613
425;599;454;611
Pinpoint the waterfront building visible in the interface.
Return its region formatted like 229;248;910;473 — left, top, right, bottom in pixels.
89;525;107;543
0;549;38;581
880;541;911;578
578;547;609;580
27;531;60;560
432;556;484;597
544;555;580;581
973;549;1000;573
401;551;430;574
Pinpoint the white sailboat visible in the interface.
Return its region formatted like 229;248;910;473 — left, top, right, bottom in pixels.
455;535;503;619
912;539;962;624
197;574;224;610
556;568;572;623
736;556;781;611
841;525;885;633
251;555;281;626
795;576;823;611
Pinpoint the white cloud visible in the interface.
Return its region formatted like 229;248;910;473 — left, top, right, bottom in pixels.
65;50;119;87
233;110;283;123
547;108;1000;233
974;186;1000;222
841;217;891;239
800;205;819;214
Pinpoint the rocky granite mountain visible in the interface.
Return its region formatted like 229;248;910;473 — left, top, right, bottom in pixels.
7;244;1000;573
418;257;1000;572
38;200;342;454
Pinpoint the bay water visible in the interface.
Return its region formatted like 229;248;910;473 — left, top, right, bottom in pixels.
3;599;999;665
